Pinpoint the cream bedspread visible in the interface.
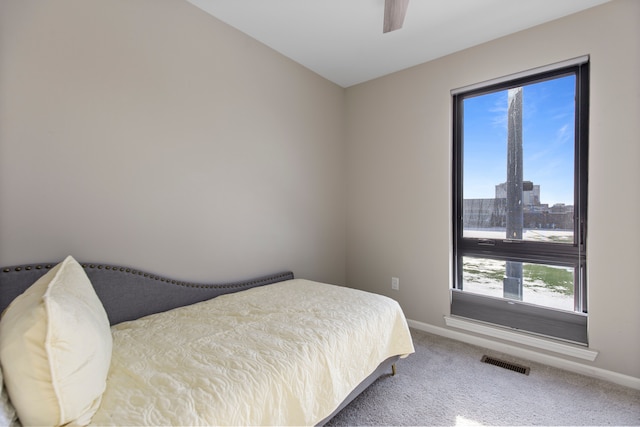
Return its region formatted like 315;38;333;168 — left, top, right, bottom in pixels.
89;279;415;426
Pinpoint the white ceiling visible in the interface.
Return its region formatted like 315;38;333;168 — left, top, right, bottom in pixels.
186;0;610;88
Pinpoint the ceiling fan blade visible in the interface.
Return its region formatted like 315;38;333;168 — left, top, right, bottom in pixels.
383;0;410;33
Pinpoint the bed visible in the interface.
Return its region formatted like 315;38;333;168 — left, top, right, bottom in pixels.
0;256;414;426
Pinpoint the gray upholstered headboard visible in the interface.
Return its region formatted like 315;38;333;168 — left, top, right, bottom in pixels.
0;262;293;325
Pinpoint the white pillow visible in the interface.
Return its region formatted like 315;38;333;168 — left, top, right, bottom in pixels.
0;368;17;427
0;256;112;426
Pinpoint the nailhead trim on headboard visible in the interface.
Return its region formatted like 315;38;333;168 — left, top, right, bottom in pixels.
2;263;293;290
2;264;53;273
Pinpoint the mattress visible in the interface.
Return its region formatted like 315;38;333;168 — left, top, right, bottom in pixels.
89;279;414;426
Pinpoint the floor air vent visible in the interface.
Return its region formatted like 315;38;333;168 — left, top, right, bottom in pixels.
481;355;530;375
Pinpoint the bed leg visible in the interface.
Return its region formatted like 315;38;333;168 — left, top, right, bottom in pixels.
391;363;397;376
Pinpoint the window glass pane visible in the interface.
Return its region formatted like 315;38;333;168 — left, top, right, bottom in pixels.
462;75;576;243
462;256;575;312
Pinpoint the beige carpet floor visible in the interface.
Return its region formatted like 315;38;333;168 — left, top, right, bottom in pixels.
326;329;640;426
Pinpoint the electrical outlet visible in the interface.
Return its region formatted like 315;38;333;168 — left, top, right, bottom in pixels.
391;277;399;291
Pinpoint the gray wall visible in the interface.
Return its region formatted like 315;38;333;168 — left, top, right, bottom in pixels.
0;0;346;285
346;0;640;378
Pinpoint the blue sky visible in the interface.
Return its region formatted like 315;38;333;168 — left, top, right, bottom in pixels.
463;75;576;206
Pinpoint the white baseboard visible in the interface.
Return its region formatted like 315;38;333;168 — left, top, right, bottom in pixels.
407;318;640;391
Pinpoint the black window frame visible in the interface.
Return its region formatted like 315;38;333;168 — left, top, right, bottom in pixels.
451;57;589;344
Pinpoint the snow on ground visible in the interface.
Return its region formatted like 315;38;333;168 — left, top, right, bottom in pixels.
462;229;575;312
464;228;573;242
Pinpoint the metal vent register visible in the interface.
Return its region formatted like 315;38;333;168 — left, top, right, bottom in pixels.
481;355;530;375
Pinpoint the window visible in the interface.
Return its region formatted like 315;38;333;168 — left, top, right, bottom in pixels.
452;57;589;344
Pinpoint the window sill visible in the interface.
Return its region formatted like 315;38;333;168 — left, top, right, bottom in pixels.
444;315;598;361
